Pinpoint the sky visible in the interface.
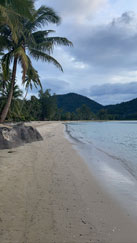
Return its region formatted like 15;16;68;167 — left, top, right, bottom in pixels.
19;0;137;105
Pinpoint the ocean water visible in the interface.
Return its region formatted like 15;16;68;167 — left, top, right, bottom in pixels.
66;121;137;216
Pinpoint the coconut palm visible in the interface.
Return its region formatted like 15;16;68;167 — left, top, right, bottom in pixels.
0;74;23;120
0;0;35;43
0;5;72;123
0;80;23;99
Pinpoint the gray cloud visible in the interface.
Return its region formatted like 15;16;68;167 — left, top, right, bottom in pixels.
87;82;137;105
35;3;137;76
89;82;137;96
71;12;137;72
37;0;107;21
27;78;70;97
41;78;70;94
29;80;137;105
19;2;137;105
112;12;136;26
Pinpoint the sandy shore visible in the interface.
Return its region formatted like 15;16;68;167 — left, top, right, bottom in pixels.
0;121;137;243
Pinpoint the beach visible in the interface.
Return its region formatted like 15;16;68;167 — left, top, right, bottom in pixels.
0;121;137;243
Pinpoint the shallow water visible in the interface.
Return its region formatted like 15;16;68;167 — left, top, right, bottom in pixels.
66;121;137;217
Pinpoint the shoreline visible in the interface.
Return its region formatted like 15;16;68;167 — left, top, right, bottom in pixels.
65;121;137;219
0;121;137;242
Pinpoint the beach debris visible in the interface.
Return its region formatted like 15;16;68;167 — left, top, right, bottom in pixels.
81;218;87;224
8;151;16;153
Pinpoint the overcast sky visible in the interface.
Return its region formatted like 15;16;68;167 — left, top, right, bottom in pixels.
19;0;137;105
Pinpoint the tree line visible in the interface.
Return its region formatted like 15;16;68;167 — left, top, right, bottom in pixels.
0;84;117;121
1;82;135;121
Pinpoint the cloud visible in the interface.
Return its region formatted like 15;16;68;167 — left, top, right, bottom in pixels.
17;2;137;106
89;82;137;96
38;0;107;22
87;82;137;104
32;12;137;75
70;11;137;72
35;3;137;80
41;78;70;94
112;11;136;25
27;78;70;98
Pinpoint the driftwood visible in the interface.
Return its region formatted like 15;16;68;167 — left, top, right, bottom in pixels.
0;123;43;149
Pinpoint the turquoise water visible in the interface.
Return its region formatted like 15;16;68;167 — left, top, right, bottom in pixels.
66;121;137;215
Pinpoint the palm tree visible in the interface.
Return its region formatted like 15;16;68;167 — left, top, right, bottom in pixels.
0;5;72;123
0;0;35;119
0;0;35;43
0;75;23;120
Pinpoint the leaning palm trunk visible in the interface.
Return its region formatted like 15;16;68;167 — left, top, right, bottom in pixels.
0;57;18;123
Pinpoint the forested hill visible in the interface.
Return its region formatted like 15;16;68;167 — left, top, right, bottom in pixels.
106;98;137;119
56;93;137;119
56;93;103;113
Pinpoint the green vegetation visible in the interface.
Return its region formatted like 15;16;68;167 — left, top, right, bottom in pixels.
106;99;137;120
0;88;97;121
56;93;103;113
1;89;137;122
0;0;72;123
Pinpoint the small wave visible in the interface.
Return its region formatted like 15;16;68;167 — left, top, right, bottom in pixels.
86;141;137;181
65;124;85;144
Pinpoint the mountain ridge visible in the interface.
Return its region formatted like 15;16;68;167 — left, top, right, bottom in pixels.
56;92;103;113
106;97;137;119
56;92;137;119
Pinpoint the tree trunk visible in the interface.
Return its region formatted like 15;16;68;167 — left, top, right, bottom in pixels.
0;57;18;123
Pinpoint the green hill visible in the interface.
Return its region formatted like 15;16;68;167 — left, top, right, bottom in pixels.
56;93;103;113
56;93;137;120
106;98;137;119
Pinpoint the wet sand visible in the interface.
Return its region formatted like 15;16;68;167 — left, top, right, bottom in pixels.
0;121;137;243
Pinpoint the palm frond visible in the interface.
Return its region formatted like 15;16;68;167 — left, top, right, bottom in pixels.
0;0;35;19
32;30;55;41
0;5;20;43
29;48;63;71
9;0;35;18
12;84;23;99
0;35;12;50
0;0;35;43
1;51;14;81
35;36;73;53
28;35;73;55
28;6;61;31
44;37;73;47
25;57;41;89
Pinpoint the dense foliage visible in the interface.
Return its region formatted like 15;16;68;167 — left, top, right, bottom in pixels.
106;99;137;120
1;89;137;121
0;89;97;121
56;93;103;113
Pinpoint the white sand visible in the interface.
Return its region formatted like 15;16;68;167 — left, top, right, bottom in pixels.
0;121;137;243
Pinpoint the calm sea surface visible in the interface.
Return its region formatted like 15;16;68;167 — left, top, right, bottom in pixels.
66;121;137;215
